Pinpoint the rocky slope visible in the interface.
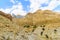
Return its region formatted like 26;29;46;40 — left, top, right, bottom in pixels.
14;10;60;26
0;10;60;40
13;9;60;40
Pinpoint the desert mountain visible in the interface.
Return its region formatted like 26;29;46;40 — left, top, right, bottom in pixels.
13;12;33;26
12;13;24;18
0;10;60;40
33;10;60;25
12;10;60;40
15;9;60;26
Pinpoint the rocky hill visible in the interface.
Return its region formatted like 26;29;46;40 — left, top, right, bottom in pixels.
0;10;60;40
0;11;12;21
13;10;60;40
33;10;60;25
0;11;22;40
15;9;60;26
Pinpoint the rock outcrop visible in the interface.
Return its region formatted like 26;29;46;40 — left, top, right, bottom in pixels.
0;11;12;21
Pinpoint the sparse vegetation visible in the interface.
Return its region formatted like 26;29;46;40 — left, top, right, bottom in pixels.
54;29;57;33
1;36;5;39
45;34;49;38
33;25;37;28
32;29;35;32
0;10;60;40
40;31;43;36
5;24;9;27
24;24;30;28
40;24;45;27
42;28;45;31
6;37;11;40
32;25;37;32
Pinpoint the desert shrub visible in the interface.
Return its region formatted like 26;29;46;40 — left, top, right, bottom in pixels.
24;24;30;28
32;25;37;32
32;29;35;32
6;37;12;40
54;29;57;33
33;25;37;28
40;24;45;27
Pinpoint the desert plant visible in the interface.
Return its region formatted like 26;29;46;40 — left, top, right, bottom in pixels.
33;25;37;28
40;24;45;27
24;24;30;28
6;37;11;40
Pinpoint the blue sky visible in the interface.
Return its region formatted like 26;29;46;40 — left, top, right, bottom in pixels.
0;0;60;16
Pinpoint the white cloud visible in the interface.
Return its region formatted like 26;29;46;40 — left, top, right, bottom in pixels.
29;0;60;13
0;8;12;14
0;0;60;16
10;0;15;4
0;3;27;16
40;0;60;10
29;0;49;13
11;3;27;16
